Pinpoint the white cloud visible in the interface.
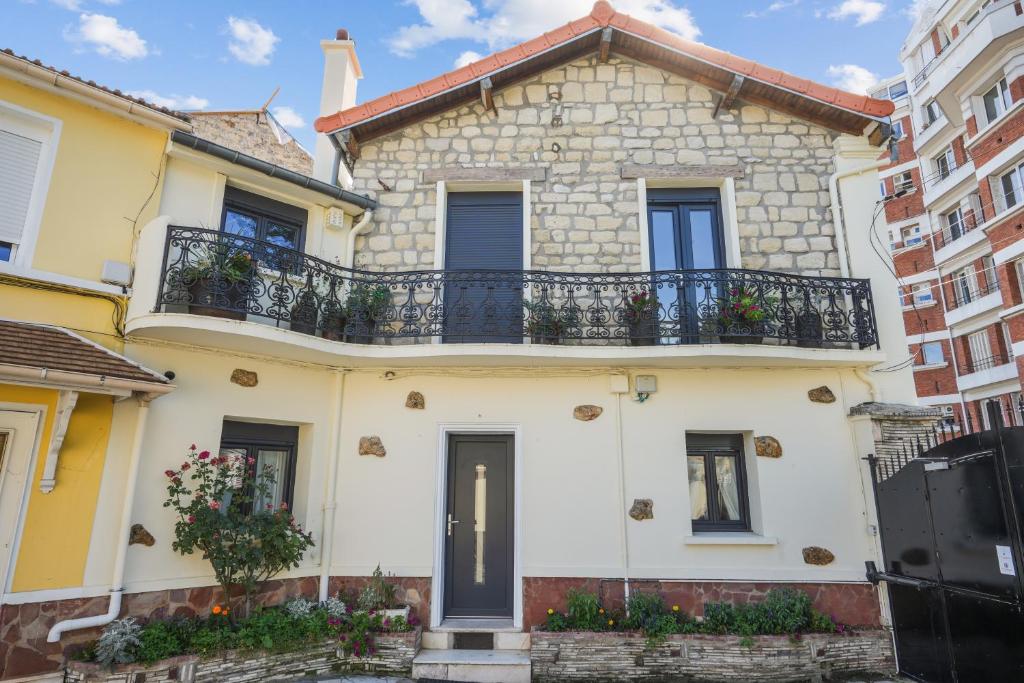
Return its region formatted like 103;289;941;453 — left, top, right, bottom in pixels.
454;50;483;68
827;0;885;25
827;63;879;94
745;0;799;19
50;0;83;9
65;13;148;60
389;0;700;57
271;106;305;129
226;16;279;66
126;90;209;110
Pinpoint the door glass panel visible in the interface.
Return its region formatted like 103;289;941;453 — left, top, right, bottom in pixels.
254;448;288;511
687;455;708;520
474;463;487;585
224;210;258;239
688;208;718;269
265;222;299;249
650;210;679;270
714;455;741;521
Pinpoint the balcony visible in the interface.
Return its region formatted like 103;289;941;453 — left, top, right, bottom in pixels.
127;225;882;368
944;278;1002;326
922;160;975;209
957;351;1018;391
932;206;989;263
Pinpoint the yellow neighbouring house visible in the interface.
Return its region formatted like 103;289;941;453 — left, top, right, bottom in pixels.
0;51;178;679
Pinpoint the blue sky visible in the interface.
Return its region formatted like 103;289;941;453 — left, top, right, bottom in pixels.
2;0;924;150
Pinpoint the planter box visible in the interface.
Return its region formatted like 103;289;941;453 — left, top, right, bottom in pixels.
530;629;895;682
65;629;420;683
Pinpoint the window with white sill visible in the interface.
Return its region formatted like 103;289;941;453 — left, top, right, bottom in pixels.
983;77;1013;125
997;163;1024;213
685;433;751;533
911;282;934;305
953;265;979;306
902;224;923;246
943;206;965;243
924;100;943;127
934;147;956;181
922;341;944;365
894;171;915;194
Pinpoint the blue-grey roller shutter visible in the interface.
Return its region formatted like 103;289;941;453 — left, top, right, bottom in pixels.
443;192;523;342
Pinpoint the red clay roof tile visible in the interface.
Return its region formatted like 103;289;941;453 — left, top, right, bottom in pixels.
314;0;895;135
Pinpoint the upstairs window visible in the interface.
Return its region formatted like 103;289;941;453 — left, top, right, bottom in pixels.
983;78;1012;124
221;187;307;264
902;224;923;246
911;282;934;304
686;433;750;533
889;81;909;101
944;206;965;242
0;109;56;265
219;421;299;513
892;121;905;140
922;341;944;365
924;100;943;126
998;164;1024;213
894;171;915;193
934;147;956;180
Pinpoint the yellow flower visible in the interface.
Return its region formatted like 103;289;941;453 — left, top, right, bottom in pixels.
607;619;614;626
672;605;680;612
547;608;554;615
598;608;605;614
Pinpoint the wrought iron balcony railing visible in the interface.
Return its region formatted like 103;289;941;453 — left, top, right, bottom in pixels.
154;227;879;348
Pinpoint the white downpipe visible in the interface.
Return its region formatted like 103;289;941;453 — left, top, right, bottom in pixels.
854;367;882;403
828;159;886;280
48;399;151;642
319;370;346;602
344;210;373;269
613;390;631;607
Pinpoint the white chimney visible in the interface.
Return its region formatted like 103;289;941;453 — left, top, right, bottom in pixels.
313;29;362;185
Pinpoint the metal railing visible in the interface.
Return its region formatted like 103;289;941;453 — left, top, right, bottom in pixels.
945;276;999;311
154;226;879;348
962;351;1013;374
932;207;987;250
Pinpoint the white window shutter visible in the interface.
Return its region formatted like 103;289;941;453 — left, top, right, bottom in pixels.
0;128;42;245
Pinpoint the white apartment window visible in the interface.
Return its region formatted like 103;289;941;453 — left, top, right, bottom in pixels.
983;78;1013;124
924;100;943;125
894;171;914;193
912;282;934;304
954;265;978;305
892;121;905;140
968;329;991;370
1015;258;1024;300
0;105;58;266
944;206;965;241
889;81;909;100
922;341;944;365
934;147;956;180
902;224;923;246
998;164;1024;212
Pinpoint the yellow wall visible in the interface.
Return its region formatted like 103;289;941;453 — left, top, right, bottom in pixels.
0;384;114;592
0;75;168;285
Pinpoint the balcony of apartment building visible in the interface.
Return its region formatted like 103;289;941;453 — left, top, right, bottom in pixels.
125;223;882;369
921;151;976;210
957;346;1017;392
932;194;990;263
909;0;1024;120
944;264;1002;326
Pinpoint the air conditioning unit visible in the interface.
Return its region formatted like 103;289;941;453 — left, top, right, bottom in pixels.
941;406;955;416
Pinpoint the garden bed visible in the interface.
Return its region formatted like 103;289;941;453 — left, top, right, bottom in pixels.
530;629;894;682
65;629;420;683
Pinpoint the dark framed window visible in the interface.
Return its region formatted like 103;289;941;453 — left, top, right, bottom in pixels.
220;186;307;259
219;420;299;513
686;433;750;532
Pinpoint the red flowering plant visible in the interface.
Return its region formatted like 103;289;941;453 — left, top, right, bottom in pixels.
713;285;775;333
164;445;314;619
621;290;658;323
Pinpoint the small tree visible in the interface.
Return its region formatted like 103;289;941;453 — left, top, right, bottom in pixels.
164;445;315;618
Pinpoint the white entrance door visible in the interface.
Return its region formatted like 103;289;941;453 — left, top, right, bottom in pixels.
0;410;41;593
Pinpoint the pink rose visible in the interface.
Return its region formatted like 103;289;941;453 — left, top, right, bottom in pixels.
198;450;210;460
181;462;191;471
165;469;176;478
190;444;196;450
209;500;221;510
187;515;196;524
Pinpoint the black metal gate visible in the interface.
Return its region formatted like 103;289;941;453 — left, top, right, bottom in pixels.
867;401;1024;682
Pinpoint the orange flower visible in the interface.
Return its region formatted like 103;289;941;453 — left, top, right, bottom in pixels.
212;605;222;615
598;608;605;614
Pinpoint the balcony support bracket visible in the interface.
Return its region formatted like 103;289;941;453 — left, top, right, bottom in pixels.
714;74;745;119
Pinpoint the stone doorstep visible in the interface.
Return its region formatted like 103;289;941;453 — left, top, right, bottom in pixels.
421;631;530;651
412;649;531;683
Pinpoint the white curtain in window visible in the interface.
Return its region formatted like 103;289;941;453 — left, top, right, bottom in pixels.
0;129;42;245
715;457;741;521
254;448;287;511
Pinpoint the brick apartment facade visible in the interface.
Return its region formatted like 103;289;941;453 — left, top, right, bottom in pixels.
882;0;1024;429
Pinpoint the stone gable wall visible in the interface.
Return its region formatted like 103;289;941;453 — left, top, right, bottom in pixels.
190;112;313;176
349;54;841;276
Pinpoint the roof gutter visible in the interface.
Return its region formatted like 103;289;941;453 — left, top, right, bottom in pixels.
0;363;174;400
0;52;191;131
170;130;377;211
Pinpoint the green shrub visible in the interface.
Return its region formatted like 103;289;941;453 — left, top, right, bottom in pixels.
566;589;605;631
137;620;193;664
700;588;836;637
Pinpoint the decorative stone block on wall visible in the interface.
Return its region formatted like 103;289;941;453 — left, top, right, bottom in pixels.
128;523;155;547
628;498;653;520
230;369;258;387
348;55;840;277
530;630;895;682
807;386;836;403
405;391;425;409
358;436;387;457
573;404;603;421
802;546;835;566
65;631;421;682
754;436;782;458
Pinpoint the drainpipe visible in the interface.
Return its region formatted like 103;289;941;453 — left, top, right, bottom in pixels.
828;159;886;280
48;398;151;642
319;370;346;602
854;368;882;403
344;210;373;269
613;388;631;607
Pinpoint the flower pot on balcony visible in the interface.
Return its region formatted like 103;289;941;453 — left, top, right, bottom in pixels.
795;309;823;348
627;317;658;346
322;305;348;342
290;284;320;336
187;276;247;320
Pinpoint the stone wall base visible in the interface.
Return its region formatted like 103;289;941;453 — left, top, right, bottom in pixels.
531;630;895;682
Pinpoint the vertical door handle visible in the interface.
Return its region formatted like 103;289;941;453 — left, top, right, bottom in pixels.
447;513;460;536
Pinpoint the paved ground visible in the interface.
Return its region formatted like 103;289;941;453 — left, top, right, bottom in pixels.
299;677;907;682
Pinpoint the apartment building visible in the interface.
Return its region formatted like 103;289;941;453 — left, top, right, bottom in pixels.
882;0;1024;429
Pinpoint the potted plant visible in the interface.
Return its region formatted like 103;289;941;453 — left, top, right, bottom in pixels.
356;564;410;621
524;299;563;345
715;285;772;344
181;244;255;321
344;283;391;344
622;290;659;346
290;275;320;336
794;297;823;348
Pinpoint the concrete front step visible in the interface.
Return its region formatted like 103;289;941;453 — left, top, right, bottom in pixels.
412;649;531;683
421;630;530;650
